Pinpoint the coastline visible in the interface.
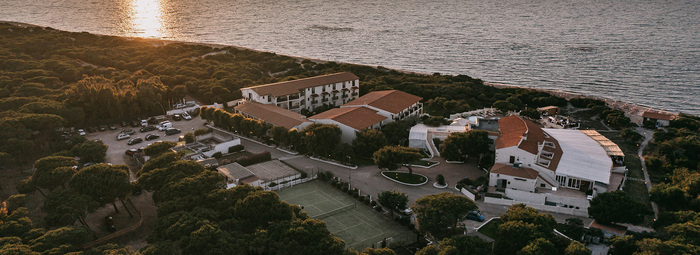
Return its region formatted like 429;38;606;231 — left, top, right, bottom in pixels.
2;20;682;119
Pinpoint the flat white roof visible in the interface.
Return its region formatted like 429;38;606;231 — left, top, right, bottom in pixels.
543;128;613;184
409;124;467;141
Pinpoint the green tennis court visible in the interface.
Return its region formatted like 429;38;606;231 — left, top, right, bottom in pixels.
277;181;415;250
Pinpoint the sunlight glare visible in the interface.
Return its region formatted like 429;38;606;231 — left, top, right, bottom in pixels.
129;0;165;38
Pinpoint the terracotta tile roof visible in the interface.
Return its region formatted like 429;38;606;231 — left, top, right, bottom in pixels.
343;90;422;114
234;101;308;129
244;72;358;97
309;107;387;130
491;163;540;179
497;116;562;171
642;111;675;121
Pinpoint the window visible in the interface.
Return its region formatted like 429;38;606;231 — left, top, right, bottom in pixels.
540;183;546;188
514;178;527;181
509;156;515;163
544;141;555;148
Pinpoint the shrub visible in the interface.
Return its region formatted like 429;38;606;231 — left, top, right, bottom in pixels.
194;128;212;136
341;185;349;192
236;151;272;166
370;200;377;207
325;171;335;180
269;182;277;187
353;192;359;198
318;172;327;181
184;132;195;143
375;205;383;212
212;152;222;158
330;179;337;186
436;174;445;186
300;171;308;179
228;144;244;153
364;199;370;205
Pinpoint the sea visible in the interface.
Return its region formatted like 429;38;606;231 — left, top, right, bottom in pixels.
2;0;699;115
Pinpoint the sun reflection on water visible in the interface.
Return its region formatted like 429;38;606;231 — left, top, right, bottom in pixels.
126;0;173;38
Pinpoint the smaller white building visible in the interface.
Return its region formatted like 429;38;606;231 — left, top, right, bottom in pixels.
341;90;423;121
642;110;676;127
409;119;469;157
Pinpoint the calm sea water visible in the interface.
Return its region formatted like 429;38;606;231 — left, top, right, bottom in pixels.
2;0;699;115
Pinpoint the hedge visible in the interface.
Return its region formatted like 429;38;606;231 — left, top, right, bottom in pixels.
236;151;272;167
228;144;244;153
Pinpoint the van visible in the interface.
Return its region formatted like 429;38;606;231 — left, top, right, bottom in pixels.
158;121;172;131
141;120;148;127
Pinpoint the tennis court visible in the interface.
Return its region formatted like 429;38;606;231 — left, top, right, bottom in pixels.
277;181;415;250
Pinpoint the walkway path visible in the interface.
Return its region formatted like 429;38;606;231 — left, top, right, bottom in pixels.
635;127;658;219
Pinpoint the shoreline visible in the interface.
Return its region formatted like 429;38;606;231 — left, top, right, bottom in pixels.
2;20;683;118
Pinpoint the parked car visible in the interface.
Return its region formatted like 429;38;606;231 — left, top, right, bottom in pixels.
117;133;131;140
99;125;107;131
105;216;115;232
130;120;140;127
172;114;182;121
121;129;135;135
158;121;172;131
141;119;148;127
78;129;86;136
465;211;484;222
120;121;128;127
140;125;157;133
165;128;181;136
125;148;139;156
145;134;160;140
127;137;143;145
182;112;192;120
87;126;98;133
109;124;117;130
173;103;186;109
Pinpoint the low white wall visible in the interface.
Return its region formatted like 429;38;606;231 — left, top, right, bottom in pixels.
484;197;589;217
460;188;476;201
203;138;241;157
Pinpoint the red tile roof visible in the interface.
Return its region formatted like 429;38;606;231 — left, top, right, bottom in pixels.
343;90;422;114
497;116;563;171
234;101;308;129
309;107;387;130
642;111;675;121
244;72;358;97
491;163;540;179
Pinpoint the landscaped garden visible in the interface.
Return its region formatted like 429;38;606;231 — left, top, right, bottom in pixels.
381;171;428;185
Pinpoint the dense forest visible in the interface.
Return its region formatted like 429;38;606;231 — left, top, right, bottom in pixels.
2;22;699;254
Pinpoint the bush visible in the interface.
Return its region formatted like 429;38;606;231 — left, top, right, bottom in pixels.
436;174;445;186
364;199;370;205
370;200;377;207
358;195;365;202
341;185;349;192
194;128;212;136
228;144;244;153
6;194;28;212
325;171;335;180
353;192;359;198
375;205;383;212
269;182;277;187
300;171;308;179
236;151;272;166
317;172;327;181
212;152;222;158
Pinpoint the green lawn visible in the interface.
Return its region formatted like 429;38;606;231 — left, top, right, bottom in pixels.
477;219;503;241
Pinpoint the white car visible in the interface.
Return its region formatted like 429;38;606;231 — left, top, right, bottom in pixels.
117;133;130;140
182;112;192;120
78;129;86;136
158;121;172;131
173;103;186;109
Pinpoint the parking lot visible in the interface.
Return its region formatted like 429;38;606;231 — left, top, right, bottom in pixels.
82;116;207;179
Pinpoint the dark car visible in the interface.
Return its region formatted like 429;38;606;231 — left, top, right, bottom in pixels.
127;137;143;145
465;211;485;222
139;125;157;133
121;129;135;135
130;120;140;127
125;148;139;156
165;128;181;135
120;121;128;127
145;133;160;141
172;114;182;121
87;126;98;133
